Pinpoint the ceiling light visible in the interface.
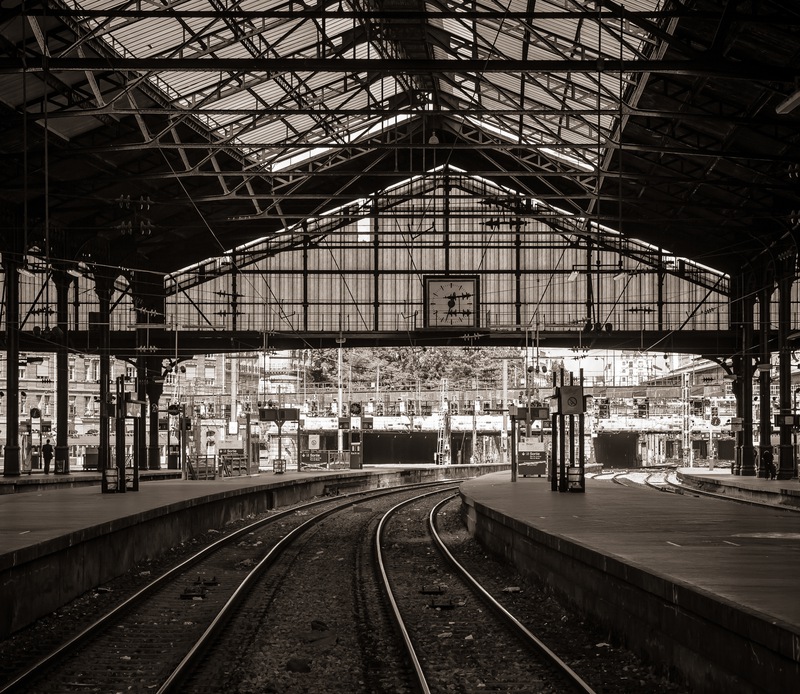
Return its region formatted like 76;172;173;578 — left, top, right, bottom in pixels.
613;271;625;282
18;266;34;277
776;88;800;115
67;268;82;277
567;269;578;282
428;132;439;145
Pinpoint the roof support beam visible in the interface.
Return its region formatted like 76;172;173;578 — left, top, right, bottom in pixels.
1;57;795;81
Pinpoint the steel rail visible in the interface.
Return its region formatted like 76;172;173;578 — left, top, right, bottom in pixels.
428;495;597;694
157;480;461;693
375;487;460;694
0;479;455;694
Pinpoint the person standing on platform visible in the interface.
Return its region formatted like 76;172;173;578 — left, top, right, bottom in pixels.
42;439;54;475
762;448;776;480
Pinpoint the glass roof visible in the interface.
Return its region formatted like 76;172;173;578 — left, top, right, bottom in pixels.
69;0;664;175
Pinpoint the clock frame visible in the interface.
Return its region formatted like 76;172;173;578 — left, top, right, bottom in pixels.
423;275;480;329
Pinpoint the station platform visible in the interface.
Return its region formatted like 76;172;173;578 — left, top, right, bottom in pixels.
675;467;800;510
459;469;800;694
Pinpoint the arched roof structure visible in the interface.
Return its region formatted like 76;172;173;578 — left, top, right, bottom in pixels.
0;1;798;355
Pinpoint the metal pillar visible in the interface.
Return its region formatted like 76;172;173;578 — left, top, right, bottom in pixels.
137;355;148;471
146;362;164;470
550;369;558;491
53;270;71;474
757;282;773;478
94;275;113;488
736;281;757;476
3;255;21;477
777;264;796;479
115;375;126;492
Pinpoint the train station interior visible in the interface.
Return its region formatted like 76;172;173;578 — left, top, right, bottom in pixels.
1;2;800;481
2;7;800;694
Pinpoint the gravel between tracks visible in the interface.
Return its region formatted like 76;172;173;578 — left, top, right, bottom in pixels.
0;493;689;694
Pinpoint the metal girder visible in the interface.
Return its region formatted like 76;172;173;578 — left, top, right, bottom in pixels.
2;57;795;80
29;328;737;360
8;6;798;23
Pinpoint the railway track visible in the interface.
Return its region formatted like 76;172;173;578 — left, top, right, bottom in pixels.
0;481;453;694
378;490;596;694
1;479;679;693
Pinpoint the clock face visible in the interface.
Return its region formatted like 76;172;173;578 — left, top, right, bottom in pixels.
424;275;479;328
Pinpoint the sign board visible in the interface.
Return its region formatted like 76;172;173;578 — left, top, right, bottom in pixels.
300;450;328;465
518;440;547;463
259;407;300;422
509;405;550;420
558;386;585;415
125;399;145;418
308;434;320;450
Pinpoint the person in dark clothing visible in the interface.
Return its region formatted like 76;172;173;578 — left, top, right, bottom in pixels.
762;448;776;480
42;439;54;474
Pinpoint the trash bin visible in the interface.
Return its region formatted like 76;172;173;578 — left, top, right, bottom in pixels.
104;467;119;492
84;447;99;470
567;466;583;491
167;444;180;469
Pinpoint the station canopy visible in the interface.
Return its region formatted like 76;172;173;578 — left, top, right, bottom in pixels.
0;1;799;346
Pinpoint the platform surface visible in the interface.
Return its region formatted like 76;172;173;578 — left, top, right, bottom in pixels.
0;467;350;558
460;469;800;630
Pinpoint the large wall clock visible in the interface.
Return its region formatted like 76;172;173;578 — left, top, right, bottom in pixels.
423;275;480;328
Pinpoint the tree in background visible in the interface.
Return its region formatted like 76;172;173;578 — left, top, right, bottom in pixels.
305;346;524;392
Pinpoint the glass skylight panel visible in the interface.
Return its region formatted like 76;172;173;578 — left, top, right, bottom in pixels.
65;0;664;183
